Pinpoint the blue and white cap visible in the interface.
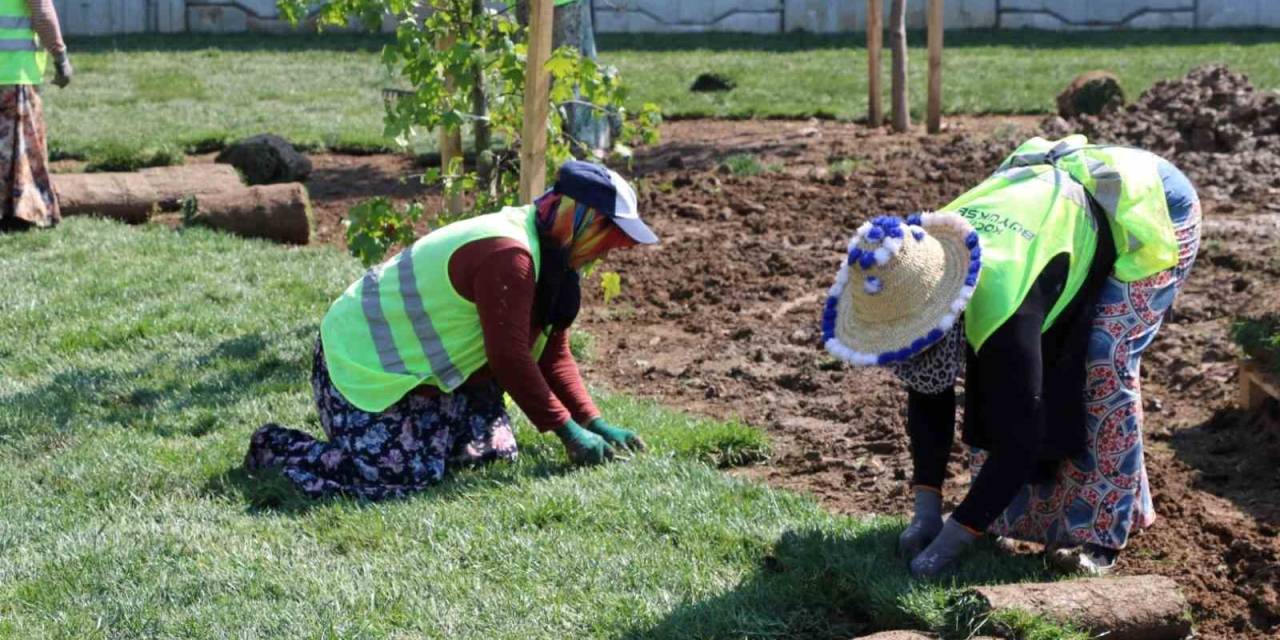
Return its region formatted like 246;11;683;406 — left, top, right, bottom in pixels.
822;212;983;366
552;160;658;245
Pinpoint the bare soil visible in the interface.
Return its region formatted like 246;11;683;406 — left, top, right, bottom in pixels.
288;114;1279;639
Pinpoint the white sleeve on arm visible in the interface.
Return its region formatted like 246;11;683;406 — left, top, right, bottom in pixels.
26;0;65;57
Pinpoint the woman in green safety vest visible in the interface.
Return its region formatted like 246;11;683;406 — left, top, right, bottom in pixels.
0;0;70;232
244;161;659;500
822;136;1201;577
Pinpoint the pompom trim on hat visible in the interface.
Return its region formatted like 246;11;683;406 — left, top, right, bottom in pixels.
822;212;983;367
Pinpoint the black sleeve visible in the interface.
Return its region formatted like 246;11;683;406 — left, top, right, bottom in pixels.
907;386;957;490
951;254;1067;531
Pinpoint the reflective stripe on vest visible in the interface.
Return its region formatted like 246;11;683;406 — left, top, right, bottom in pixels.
941;162;1099;352
0;39;35;51
999;135;1178;282
0;0;43;85
321;206;548;412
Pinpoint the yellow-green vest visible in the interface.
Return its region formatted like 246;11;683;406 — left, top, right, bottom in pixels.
941;162;1100;351
998;135;1178;283
0;0;44;85
321;205;550;412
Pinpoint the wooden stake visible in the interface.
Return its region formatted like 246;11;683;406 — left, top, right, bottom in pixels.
926;0;944;133
889;0;910;133
867;0;883;128
519;0;554;202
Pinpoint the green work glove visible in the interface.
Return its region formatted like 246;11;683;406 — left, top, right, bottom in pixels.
555;419;614;466
585;417;647;453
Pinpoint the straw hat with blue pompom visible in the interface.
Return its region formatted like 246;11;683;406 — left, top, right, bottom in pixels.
822;213;983;366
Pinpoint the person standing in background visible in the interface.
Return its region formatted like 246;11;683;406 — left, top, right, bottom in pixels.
0;0;70;232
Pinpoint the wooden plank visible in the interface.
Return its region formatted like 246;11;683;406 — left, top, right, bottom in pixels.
889;0;910;133
1240;358;1280;412
866;0;883;128
519;0;555;202
926;0;943;133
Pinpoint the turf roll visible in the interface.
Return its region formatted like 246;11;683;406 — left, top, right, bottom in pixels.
964;576;1191;640
188;182;313;245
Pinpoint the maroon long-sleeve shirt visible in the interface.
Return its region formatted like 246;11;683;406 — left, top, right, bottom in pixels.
414;236;599;431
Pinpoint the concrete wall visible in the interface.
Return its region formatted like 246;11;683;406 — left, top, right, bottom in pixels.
48;0;1280;36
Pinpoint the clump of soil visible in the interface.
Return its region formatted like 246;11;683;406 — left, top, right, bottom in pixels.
1057;70;1125;118
690;72;736;93
1043;65;1280;206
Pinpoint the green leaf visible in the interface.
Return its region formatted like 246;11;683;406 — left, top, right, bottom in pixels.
601;271;622;306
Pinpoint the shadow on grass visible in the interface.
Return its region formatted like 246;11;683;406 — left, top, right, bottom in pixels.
203;438;581;517
0;327;315;444
623;523;1055;640
1168;405;1280;529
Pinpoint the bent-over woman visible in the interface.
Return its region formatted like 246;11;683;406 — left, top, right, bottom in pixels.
822;135;1200;577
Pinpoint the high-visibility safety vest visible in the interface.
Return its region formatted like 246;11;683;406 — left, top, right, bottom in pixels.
321;205;550;412
942;161;1099;352
0;0;45;85
942;135;1179;352
998;135;1178;283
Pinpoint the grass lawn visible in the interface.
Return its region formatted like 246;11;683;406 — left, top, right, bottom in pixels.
0;218;1082;639
45;29;1280;162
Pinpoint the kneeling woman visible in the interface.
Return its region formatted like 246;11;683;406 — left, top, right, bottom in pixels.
823;136;1200;577
246;162;657;500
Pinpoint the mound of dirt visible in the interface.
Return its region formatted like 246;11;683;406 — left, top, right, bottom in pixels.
1043;65;1280;206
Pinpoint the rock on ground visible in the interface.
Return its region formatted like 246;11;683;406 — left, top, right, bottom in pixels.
1057;70;1125;118
216;134;313;185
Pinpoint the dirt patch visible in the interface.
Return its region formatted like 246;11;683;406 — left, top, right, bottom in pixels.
1043;64;1280;209
568;116;1280;639
103;109;1277;638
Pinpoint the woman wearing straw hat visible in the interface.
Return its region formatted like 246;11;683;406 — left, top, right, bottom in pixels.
245;161;657;500
823;136;1201;577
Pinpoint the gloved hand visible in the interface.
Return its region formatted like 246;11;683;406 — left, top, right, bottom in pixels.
584;417;647;453
909;518;980;579
897;487;944;558
52;52;72;88
555;419;615;465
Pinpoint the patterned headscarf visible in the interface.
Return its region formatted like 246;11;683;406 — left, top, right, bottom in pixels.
532;192;634;330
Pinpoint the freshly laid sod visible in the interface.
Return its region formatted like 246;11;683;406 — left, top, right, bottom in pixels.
0;219;1081;638
45;30;1280;161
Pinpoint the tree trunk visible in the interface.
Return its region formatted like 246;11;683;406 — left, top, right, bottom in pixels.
437;32;464;215
890;0;910;133
471;0;493;188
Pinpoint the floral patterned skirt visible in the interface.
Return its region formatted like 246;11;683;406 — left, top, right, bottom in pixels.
245;338;519;500
972;179;1202;551
0;85;59;230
